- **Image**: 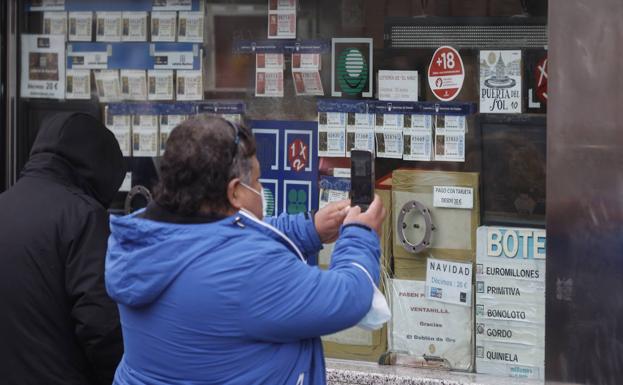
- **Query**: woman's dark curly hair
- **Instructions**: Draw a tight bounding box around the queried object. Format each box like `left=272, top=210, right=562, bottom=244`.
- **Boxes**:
left=154, top=115, right=256, bottom=216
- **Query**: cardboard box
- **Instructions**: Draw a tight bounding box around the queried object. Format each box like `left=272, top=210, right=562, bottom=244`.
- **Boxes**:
left=391, top=169, right=479, bottom=280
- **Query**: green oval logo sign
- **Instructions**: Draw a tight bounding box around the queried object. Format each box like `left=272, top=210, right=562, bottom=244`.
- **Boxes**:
left=337, top=48, right=368, bottom=95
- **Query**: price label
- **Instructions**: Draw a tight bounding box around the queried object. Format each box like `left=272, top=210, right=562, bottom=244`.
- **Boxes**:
left=433, top=186, right=473, bottom=209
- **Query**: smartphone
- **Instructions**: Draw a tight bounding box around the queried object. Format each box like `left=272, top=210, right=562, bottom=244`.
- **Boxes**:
left=350, top=150, right=375, bottom=211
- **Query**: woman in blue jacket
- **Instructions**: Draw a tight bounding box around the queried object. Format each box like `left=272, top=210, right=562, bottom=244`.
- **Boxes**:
left=105, top=116, right=387, bottom=385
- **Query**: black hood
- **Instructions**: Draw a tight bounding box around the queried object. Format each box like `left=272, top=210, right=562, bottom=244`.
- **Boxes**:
left=24, top=112, right=126, bottom=207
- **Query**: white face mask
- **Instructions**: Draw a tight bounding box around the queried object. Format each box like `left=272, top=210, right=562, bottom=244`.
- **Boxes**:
left=357, top=285, right=391, bottom=331
left=240, top=182, right=266, bottom=217
left=351, top=263, right=391, bottom=331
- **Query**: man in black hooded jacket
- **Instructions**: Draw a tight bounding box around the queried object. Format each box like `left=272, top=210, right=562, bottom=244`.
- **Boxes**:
left=0, top=113, right=126, bottom=385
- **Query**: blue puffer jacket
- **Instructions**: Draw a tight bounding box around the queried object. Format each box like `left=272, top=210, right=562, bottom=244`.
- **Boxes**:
left=105, top=208, right=380, bottom=385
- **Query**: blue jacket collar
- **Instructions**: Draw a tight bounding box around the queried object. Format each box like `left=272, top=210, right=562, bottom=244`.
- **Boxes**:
left=235, top=210, right=307, bottom=263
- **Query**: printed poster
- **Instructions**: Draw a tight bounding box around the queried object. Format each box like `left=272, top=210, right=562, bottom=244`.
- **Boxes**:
left=21, top=35, right=66, bottom=99
left=480, top=50, right=522, bottom=114
left=390, top=279, right=472, bottom=370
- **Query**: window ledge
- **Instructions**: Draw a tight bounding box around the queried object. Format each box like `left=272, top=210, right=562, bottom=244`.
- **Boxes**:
left=326, top=359, right=546, bottom=385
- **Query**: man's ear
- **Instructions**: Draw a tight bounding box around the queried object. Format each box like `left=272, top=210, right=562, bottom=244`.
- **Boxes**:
left=227, top=177, right=242, bottom=210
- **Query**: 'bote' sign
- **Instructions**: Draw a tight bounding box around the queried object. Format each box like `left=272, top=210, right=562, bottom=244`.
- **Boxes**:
left=475, top=226, right=546, bottom=380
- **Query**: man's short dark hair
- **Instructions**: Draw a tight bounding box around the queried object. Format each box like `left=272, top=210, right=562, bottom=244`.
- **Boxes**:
left=154, top=116, right=256, bottom=216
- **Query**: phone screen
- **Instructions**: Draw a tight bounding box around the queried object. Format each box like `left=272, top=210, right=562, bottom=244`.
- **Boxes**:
left=350, top=150, right=374, bottom=209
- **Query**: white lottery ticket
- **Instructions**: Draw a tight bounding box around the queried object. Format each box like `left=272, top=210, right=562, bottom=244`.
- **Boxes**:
left=121, top=12, right=148, bottom=42
left=94, top=70, right=121, bottom=102
left=120, top=70, right=147, bottom=101
left=255, top=70, right=284, bottom=97
left=68, top=12, right=93, bottom=41
left=151, top=11, right=177, bottom=42
left=147, top=70, right=174, bottom=100
left=96, top=12, right=122, bottom=42
left=65, top=69, right=91, bottom=100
